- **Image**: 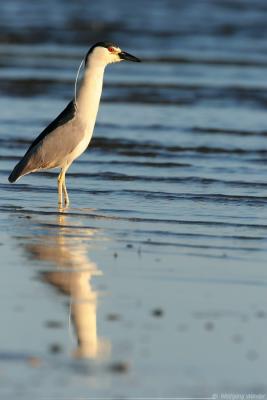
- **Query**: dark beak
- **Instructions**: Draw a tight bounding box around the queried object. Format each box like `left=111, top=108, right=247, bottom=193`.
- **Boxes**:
left=119, top=51, right=141, bottom=62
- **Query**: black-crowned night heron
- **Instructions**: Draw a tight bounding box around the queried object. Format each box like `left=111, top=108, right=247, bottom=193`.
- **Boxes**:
left=8, top=42, right=140, bottom=207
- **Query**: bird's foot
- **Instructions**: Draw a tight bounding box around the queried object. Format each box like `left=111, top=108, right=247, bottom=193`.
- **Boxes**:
left=63, top=193, right=70, bottom=207
left=58, top=199, right=69, bottom=211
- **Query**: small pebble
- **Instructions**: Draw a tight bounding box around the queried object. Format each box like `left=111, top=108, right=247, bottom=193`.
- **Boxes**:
left=204, top=321, right=214, bottom=331
left=113, top=252, right=118, bottom=258
left=109, top=361, right=129, bottom=373
left=49, top=343, right=63, bottom=354
left=151, top=308, right=164, bottom=317
left=256, top=310, right=266, bottom=319
left=107, top=313, right=120, bottom=321
left=126, top=244, right=133, bottom=249
left=45, top=320, right=63, bottom=329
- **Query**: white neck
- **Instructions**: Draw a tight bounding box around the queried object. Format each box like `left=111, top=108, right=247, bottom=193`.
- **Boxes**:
left=76, top=62, right=106, bottom=132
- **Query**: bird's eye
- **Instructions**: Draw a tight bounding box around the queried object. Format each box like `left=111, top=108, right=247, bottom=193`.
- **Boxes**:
left=108, top=47, right=115, bottom=53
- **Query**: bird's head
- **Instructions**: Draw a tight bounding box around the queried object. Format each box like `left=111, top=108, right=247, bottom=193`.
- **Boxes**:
left=85, top=41, right=141, bottom=67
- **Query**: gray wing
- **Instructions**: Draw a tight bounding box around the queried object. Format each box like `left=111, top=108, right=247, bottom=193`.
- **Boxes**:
left=9, top=100, right=84, bottom=182
left=25, top=100, right=76, bottom=156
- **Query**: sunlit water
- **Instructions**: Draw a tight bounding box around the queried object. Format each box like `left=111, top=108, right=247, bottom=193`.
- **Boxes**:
left=0, top=0, right=267, bottom=398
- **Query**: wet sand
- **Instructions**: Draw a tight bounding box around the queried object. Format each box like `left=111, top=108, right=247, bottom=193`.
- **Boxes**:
left=1, top=207, right=266, bottom=398
left=1, top=0, right=267, bottom=398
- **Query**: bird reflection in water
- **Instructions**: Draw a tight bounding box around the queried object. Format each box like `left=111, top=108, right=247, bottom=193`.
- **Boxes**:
left=26, top=212, right=110, bottom=359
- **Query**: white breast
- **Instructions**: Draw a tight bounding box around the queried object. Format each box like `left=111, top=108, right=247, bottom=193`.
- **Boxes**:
left=66, top=132, right=92, bottom=166
left=63, top=63, right=105, bottom=168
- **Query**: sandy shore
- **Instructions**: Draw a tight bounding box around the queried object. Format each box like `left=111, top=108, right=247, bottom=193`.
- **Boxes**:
left=0, top=203, right=266, bottom=398
left=1, top=0, right=267, bottom=396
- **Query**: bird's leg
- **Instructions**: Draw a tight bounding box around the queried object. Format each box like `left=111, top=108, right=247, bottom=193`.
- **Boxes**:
left=58, top=167, right=70, bottom=207
left=62, top=175, right=70, bottom=206
left=57, top=171, right=63, bottom=206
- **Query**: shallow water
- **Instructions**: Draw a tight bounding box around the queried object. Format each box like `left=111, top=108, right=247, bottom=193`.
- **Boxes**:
left=0, top=0, right=267, bottom=398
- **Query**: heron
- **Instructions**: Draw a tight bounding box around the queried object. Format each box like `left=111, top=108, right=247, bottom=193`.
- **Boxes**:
left=8, top=42, right=140, bottom=207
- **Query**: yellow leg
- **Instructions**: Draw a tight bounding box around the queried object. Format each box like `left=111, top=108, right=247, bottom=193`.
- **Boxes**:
left=62, top=176, right=70, bottom=206
left=58, top=168, right=70, bottom=208
left=57, top=172, right=63, bottom=206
